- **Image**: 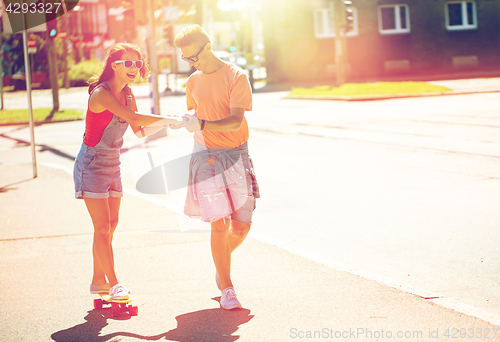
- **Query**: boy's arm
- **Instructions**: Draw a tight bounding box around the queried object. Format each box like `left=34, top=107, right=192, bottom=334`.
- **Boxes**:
left=182, top=107, right=245, bottom=133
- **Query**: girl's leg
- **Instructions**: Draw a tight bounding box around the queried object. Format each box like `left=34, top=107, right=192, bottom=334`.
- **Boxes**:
left=84, top=197, right=119, bottom=287
left=107, top=196, right=121, bottom=278
left=92, top=245, right=106, bottom=285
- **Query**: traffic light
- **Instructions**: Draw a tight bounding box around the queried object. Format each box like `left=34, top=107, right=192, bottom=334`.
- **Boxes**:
left=345, top=8, right=354, bottom=33
left=164, top=25, right=173, bottom=44
left=45, top=0, right=63, bottom=26
left=46, top=18, right=58, bottom=38
left=45, top=0, right=63, bottom=39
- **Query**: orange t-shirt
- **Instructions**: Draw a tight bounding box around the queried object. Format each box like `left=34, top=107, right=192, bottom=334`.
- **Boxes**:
left=186, top=62, right=252, bottom=149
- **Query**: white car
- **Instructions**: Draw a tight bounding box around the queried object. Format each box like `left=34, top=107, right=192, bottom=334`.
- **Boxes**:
left=214, top=51, right=247, bottom=67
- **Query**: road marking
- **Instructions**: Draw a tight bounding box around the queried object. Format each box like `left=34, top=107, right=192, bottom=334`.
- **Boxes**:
left=43, top=161, right=500, bottom=326
left=248, top=231, right=500, bottom=326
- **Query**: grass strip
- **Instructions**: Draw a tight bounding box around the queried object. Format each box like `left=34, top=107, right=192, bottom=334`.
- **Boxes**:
left=289, top=82, right=453, bottom=97
left=0, top=108, right=83, bottom=124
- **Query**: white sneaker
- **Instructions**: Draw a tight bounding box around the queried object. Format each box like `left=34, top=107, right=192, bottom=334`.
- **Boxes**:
left=90, top=283, right=110, bottom=294
left=221, top=287, right=242, bottom=310
left=109, top=284, right=129, bottom=300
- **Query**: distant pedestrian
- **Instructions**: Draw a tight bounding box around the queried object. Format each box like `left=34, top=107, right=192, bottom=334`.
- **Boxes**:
left=73, top=42, right=184, bottom=299
left=173, top=25, right=260, bottom=310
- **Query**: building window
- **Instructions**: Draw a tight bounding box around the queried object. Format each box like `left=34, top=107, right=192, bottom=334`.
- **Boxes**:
left=378, top=4, right=410, bottom=34
left=313, top=7, right=358, bottom=38
left=445, top=1, right=477, bottom=30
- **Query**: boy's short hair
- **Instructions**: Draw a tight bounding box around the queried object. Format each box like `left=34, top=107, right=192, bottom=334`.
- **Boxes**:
left=174, top=24, right=211, bottom=49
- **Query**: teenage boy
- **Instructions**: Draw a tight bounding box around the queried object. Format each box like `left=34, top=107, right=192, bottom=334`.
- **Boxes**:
left=174, top=25, right=259, bottom=310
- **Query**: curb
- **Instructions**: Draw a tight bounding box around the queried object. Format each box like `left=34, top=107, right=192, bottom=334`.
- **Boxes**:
left=0, top=117, right=83, bottom=127
left=284, top=89, right=500, bottom=101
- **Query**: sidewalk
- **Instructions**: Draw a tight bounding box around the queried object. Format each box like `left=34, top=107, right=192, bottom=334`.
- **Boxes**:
left=282, top=77, right=500, bottom=101
left=1, top=162, right=500, bottom=341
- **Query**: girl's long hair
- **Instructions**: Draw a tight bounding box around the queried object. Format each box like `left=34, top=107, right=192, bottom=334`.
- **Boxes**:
left=88, top=42, right=150, bottom=94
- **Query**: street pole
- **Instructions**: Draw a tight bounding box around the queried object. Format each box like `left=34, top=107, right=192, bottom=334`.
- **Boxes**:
left=173, top=40, right=177, bottom=94
left=163, top=4, right=179, bottom=94
left=332, top=0, right=346, bottom=86
left=0, top=16, right=4, bottom=110
left=47, top=33, right=59, bottom=116
left=146, top=0, right=160, bottom=115
left=145, top=0, right=166, bottom=140
left=21, top=1, right=37, bottom=178
left=0, top=18, right=3, bottom=110
left=62, top=14, right=70, bottom=88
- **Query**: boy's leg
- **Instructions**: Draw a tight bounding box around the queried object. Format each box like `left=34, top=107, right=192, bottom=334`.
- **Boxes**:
left=227, top=183, right=254, bottom=253
left=211, top=217, right=232, bottom=290
left=214, top=221, right=251, bottom=291
left=228, top=221, right=251, bottom=253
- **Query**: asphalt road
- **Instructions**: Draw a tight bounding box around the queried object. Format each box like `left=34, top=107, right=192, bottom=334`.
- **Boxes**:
left=247, top=91, right=500, bottom=318
left=2, top=81, right=500, bottom=324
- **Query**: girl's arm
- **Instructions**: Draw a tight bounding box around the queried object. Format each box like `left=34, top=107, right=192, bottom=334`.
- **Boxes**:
left=128, top=92, right=171, bottom=138
left=89, top=87, right=184, bottom=128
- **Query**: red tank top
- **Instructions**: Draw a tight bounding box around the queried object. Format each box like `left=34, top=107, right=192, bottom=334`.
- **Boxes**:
left=83, top=85, right=114, bottom=147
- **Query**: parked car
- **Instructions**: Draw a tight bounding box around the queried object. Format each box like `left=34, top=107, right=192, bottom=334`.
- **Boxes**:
left=214, top=51, right=247, bottom=67
left=3, top=71, right=49, bottom=90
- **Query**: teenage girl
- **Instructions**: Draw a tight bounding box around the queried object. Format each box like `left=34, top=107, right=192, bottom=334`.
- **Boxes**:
left=74, top=42, right=182, bottom=299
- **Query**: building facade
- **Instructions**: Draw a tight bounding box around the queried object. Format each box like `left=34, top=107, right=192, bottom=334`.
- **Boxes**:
left=262, top=0, right=500, bottom=83
left=67, top=0, right=137, bottom=62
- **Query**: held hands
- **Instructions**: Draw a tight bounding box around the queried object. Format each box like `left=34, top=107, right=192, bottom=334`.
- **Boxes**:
left=180, top=113, right=202, bottom=133
left=163, top=114, right=189, bottom=130
left=164, top=111, right=203, bottom=132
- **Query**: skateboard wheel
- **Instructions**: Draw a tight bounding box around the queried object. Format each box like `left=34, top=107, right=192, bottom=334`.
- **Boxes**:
left=93, top=299, right=103, bottom=309
left=112, top=306, right=121, bottom=317
left=129, top=306, right=138, bottom=316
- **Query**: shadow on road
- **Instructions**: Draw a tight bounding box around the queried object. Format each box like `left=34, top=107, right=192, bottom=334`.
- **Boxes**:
left=51, top=310, right=110, bottom=342
left=0, top=177, right=34, bottom=193
left=0, top=132, right=76, bottom=161
left=51, top=307, right=253, bottom=342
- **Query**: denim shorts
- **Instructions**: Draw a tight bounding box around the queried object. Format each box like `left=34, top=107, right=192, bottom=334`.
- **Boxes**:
left=73, top=144, right=123, bottom=199
left=193, top=158, right=256, bottom=223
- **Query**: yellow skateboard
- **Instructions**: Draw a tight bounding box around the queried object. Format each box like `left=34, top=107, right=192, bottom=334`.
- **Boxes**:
left=93, top=293, right=138, bottom=317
